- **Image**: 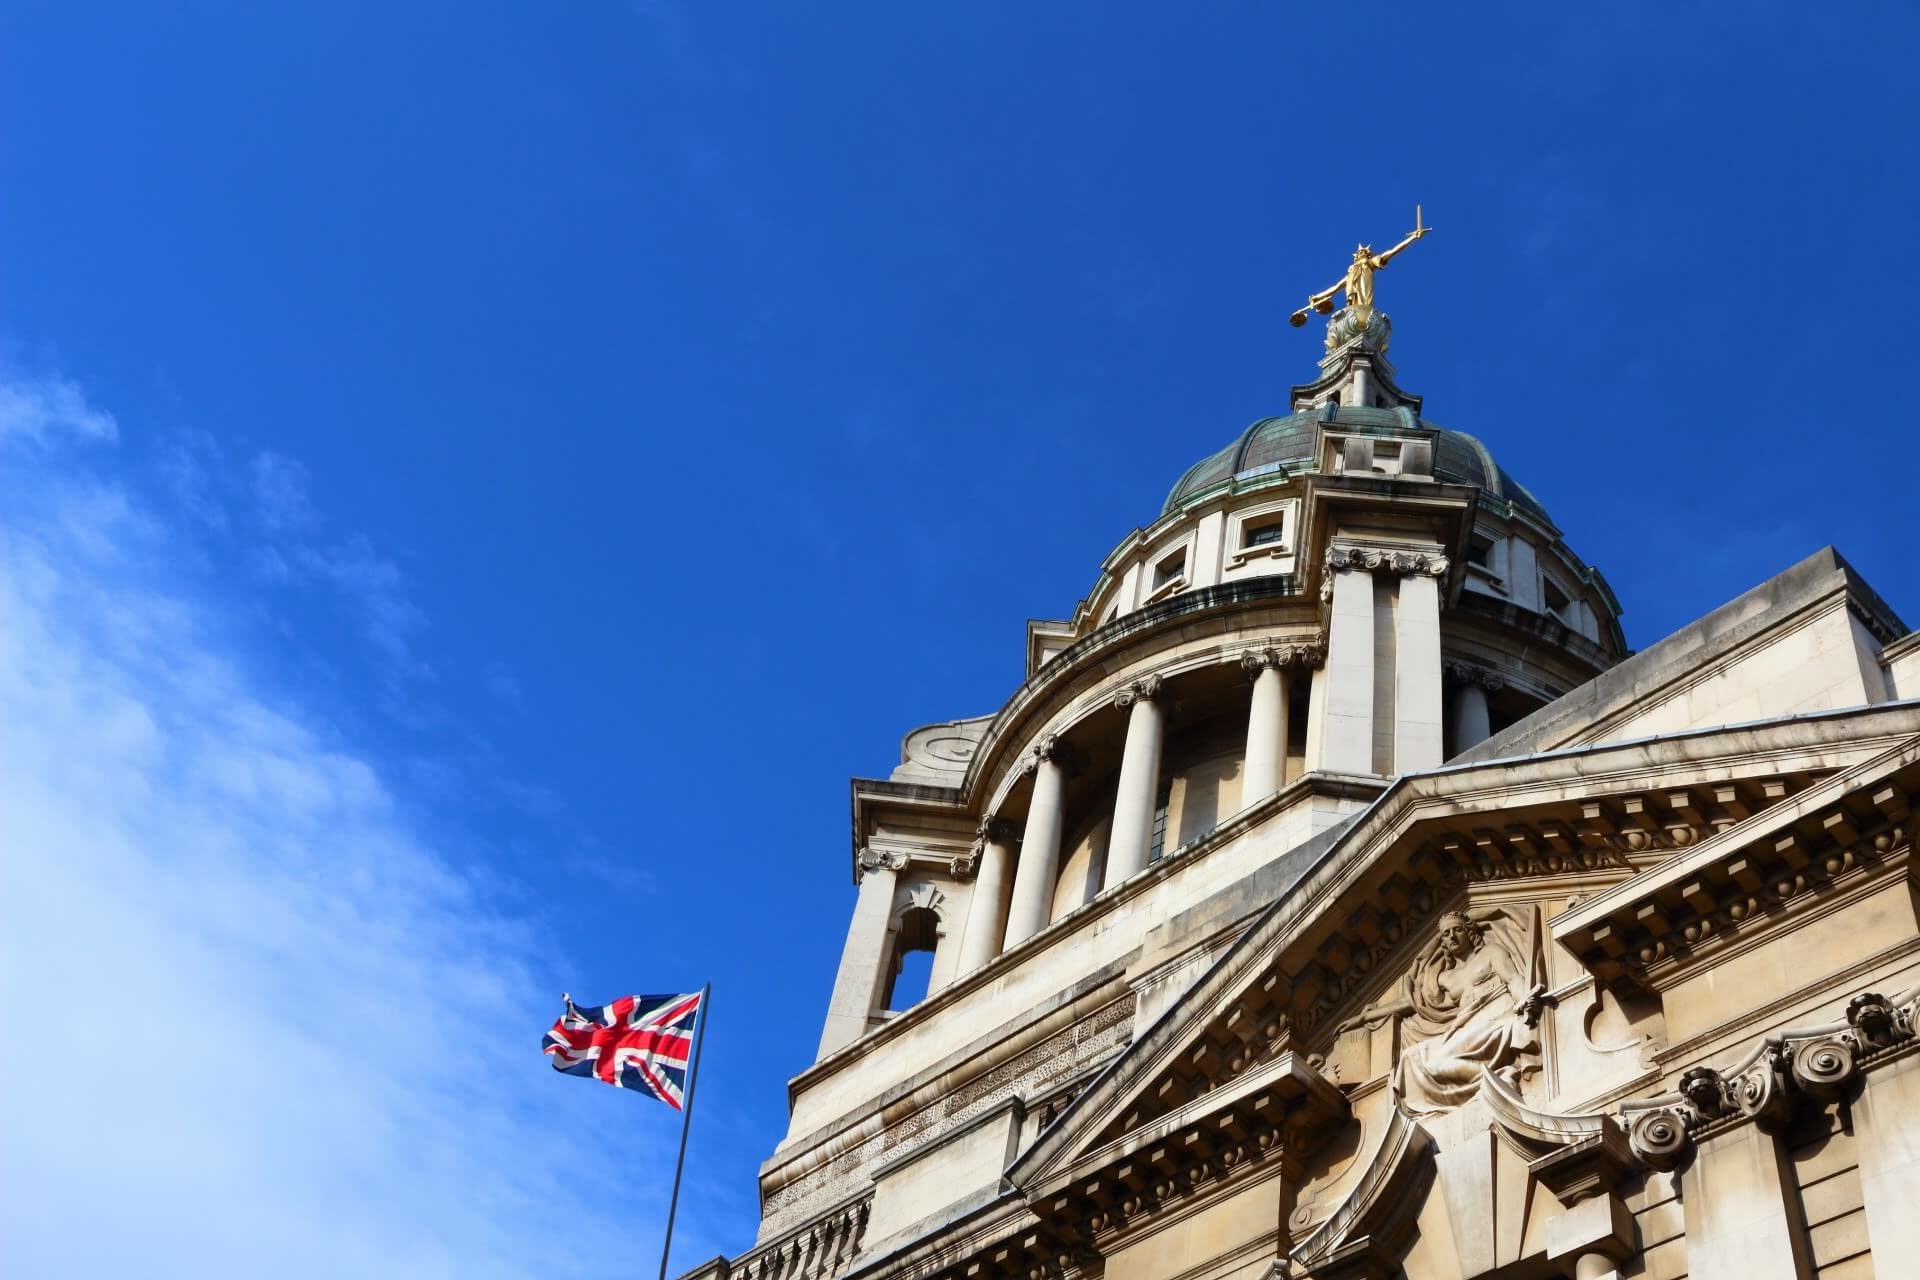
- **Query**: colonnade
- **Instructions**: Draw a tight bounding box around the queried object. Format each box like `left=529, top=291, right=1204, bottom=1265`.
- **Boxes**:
left=961, top=642, right=1321, bottom=970
left=958, top=544, right=1487, bottom=979
left=817, top=545, right=1519, bottom=1058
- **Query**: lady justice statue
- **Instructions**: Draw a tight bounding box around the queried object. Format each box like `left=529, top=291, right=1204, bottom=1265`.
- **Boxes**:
left=1334, top=906, right=1548, bottom=1116
left=1289, top=206, right=1431, bottom=329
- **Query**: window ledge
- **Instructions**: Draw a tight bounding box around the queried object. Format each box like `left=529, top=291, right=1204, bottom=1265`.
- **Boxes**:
left=1141, top=577, right=1188, bottom=606
left=1228, top=542, right=1290, bottom=566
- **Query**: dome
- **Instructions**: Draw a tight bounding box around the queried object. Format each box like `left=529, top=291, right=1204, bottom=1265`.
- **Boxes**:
left=1161, top=406, right=1555, bottom=526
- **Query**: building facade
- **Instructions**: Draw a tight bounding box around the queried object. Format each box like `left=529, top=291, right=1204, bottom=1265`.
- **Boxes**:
left=685, top=297, right=1920, bottom=1280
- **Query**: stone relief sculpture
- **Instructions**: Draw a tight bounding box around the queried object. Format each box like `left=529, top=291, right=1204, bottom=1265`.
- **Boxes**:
left=1335, top=906, right=1547, bottom=1115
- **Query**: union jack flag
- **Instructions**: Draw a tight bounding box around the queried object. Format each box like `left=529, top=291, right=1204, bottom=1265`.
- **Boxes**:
left=542, top=991, right=703, bottom=1109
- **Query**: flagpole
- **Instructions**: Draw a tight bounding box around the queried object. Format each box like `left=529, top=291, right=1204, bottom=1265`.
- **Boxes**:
left=658, top=982, right=712, bottom=1280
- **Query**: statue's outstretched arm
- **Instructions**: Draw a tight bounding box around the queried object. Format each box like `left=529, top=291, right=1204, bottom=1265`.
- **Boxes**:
left=1306, top=278, right=1345, bottom=308
left=1334, top=993, right=1415, bottom=1034
left=1372, top=228, right=1425, bottom=268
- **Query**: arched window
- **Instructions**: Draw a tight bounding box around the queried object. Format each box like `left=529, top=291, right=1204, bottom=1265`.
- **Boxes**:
left=883, top=905, right=941, bottom=1012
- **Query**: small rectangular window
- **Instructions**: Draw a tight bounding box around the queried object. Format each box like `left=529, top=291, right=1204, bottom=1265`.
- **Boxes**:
left=1468, top=534, right=1495, bottom=568
left=1245, top=519, right=1286, bottom=548
left=1543, top=577, right=1572, bottom=619
left=1153, top=551, right=1186, bottom=589
left=1148, top=787, right=1172, bottom=862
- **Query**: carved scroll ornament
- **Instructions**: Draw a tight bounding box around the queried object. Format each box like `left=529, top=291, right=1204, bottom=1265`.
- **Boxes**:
left=1111, top=673, right=1163, bottom=710
left=1324, top=545, right=1451, bottom=579
left=854, top=847, right=908, bottom=882
left=1621, top=984, right=1920, bottom=1169
left=1241, top=638, right=1327, bottom=675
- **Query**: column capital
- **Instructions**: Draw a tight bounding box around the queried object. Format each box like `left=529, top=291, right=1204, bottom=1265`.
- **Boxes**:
left=1112, top=673, right=1164, bottom=710
left=1325, top=542, right=1450, bottom=579
left=1023, top=731, right=1063, bottom=773
left=947, top=851, right=977, bottom=879
left=855, top=847, right=907, bottom=882
left=1445, top=660, right=1507, bottom=691
left=1020, top=732, right=1083, bottom=775
left=975, top=814, right=1018, bottom=847
left=1240, top=637, right=1326, bottom=676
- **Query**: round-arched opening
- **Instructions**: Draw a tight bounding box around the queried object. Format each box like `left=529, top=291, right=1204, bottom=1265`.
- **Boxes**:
left=883, top=905, right=942, bottom=1012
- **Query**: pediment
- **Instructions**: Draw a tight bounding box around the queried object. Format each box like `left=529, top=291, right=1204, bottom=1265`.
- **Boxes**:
left=1008, top=705, right=1910, bottom=1204
left=1554, top=730, right=1920, bottom=986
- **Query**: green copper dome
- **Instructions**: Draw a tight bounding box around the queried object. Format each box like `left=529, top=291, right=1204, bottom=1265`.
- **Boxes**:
left=1161, top=406, right=1554, bottom=526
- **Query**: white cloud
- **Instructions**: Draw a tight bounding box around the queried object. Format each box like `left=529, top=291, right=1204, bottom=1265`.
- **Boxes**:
left=291, top=532, right=432, bottom=681
left=0, top=371, right=685, bottom=1277
left=250, top=450, right=319, bottom=534
left=0, top=371, right=117, bottom=444
left=484, top=661, right=525, bottom=706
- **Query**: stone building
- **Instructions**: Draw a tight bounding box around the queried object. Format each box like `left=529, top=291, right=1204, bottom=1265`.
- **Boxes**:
left=683, top=297, right=1920, bottom=1280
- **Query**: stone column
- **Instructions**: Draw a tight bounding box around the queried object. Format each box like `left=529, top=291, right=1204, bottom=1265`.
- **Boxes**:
left=1851, top=1020, right=1920, bottom=1260
left=1678, top=1121, right=1813, bottom=1280
left=1104, top=676, right=1166, bottom=891
left=816, top=849, right=904, bottom=1058
left=1392, top=562, right=1446, bottom=772
left=1003, top=735, right=1068, bottom=948
left=1240, top=641, right=1321, bottom=809
left=1446, top=662, right=1505, bottom=757
left=1240, top=651, right=1288, bottom=808
left=1572, top=1255, right=1623, bottom=1280
left=1318, top=550, right=1378, bottom=775
left=955, top=817, right=1016, bottom=974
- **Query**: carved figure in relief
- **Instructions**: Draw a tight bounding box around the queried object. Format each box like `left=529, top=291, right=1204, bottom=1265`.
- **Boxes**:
left=1335, top=907, right=1547, bottom=1115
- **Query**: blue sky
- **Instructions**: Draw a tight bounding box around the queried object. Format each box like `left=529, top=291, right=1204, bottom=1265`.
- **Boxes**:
left=2, top=4, right=1916, bottom=1276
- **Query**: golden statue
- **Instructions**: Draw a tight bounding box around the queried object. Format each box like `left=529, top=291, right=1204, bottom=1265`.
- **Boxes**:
left=1290, top=206, right=1431, bottom=328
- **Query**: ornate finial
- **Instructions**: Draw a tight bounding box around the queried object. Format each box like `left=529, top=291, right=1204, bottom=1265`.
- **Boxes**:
left=1289, top=206, right=1431, bottom=353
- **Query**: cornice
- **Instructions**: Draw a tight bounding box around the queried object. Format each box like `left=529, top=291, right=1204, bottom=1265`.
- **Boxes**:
left=1016, top=1051, right=1345, bottom=1198
left=1444, top=659, right=1507, bottom=691
left=723, top=1194, right=872, bottom=1280
left=776, top=974, right=1132, bottom=1181
left=981, top=704, right=1920, bottom=1197
left=957, top=577, right=1310, bottom=810
left=1552, top=732, right=1919, bottom=982
left=1449, top=589, right=1619, bottom=672
left=796, top=771, right=1386, bottom=1107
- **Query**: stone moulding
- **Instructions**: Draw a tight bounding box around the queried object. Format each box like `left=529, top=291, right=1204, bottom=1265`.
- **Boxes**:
left=963, top=578, right=1308, bottom=807
left=1279, top=1108, right=1433, bottom=1280
left=1241, top=637, right=1327, bottom=675
left=1443, top=659, right=1506, bottom=692
left=1014, top=1050, right=1348, bottom=1204
left=718, top=1196, right=872, bottom=1280
left=1617, top=981, right=1920, bottom=1170
left=761, top=990, right=1134, bottom=1239
left=875, top=1054, right=1350, bottom=1280
left=1554, top=735, right=1919, bottom=983
left=1323, top=544, right=1450, bottom=579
